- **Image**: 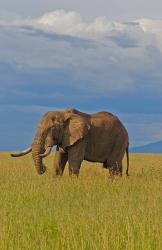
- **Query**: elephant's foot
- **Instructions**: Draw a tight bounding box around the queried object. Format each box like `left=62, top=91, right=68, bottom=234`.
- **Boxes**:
left=68, top=168, right=80, bottom=177
left=68, top=164, right=80, bottom=177
left=108, top=163, right=122, bottom=178
left=53, top=168, right=64, bottom=178
left=69, top=170, right=80, bottom=178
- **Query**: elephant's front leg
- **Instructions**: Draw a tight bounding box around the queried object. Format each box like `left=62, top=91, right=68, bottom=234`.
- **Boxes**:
left=53, top=148, right=68, bottom=177
left=68, top=140, right=85, bottom=177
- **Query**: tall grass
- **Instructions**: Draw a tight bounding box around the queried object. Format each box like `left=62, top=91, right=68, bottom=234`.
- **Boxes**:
left=0, top=152, right=161, bottom=250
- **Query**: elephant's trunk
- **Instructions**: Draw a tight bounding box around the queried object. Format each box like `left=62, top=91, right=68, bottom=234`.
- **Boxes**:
left=32, top=136, right=46, bottom=175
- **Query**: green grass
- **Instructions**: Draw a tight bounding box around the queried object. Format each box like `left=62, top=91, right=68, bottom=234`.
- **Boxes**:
left=0, top=152, right=161, bottom=250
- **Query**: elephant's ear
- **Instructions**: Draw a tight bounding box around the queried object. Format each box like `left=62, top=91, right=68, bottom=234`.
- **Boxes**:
left=62, top=115, right=90, bottom=148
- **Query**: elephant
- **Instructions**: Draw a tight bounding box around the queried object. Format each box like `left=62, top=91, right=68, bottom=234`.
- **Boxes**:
left=11, top=108, right=129, bottom=177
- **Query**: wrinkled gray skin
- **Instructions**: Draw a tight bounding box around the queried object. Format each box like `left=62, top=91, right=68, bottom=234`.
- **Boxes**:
left=11, top=109, right=129, bottom=177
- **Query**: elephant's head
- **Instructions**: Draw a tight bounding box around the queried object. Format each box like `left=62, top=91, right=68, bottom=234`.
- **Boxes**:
left=11, top=109, right=90, bottom=175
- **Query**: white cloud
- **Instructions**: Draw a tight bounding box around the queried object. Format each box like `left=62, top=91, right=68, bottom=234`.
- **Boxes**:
left=137, top=18, right=162, bottom=33
left=0, top=10, right=162, bottom=43
left=34, top=10, right=126, bottom=39
left=0, top=10, right=162, bottom=95
left=0, top=10, right=125, bottom=39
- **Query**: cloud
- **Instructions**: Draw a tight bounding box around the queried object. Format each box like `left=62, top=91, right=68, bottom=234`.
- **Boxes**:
left=137, top=18, right=162, bottom=33
left=0, top=10, right=162, bottom=149
left=1, top=10, right=162, bottom=42
left=1, top=10, right=162, bottom=97
left=0, top=10, right=124, bottom=39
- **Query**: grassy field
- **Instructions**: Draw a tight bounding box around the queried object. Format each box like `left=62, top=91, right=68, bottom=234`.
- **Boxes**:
left=0, top=152, right=161, bottom=250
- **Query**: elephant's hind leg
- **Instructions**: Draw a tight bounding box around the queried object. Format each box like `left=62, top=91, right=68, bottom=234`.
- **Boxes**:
left=53, top=148, right=68, bottom=177
left=109, top=161, right=122, bottom=177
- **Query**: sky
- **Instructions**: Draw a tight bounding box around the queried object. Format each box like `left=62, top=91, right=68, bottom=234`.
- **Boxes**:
left=0, top=1, right=162, bottom=150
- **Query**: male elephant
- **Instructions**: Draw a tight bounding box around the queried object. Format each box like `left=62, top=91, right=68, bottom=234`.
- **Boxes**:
left=11, top=109, right=129, bottom=177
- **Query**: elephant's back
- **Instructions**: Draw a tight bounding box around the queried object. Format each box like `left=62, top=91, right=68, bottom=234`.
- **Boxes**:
left=91, top=112, right=125, bottom=131
left=85, top=112, right=128, bottom=162
left=92, top=111, right=114, bottom=118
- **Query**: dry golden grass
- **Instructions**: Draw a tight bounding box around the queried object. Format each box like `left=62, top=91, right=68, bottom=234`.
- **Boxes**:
left=0, top=152, right=162, bottom=250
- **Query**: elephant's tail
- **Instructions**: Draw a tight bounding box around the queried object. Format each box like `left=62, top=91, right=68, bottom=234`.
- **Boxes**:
left=126, top=143, right=129, bottom=176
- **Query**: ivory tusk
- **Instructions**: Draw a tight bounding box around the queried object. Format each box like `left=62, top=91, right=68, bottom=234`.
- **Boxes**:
left=10, top=146, right=32, bottom=157
left=39, top=147, right=52, bottom=158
